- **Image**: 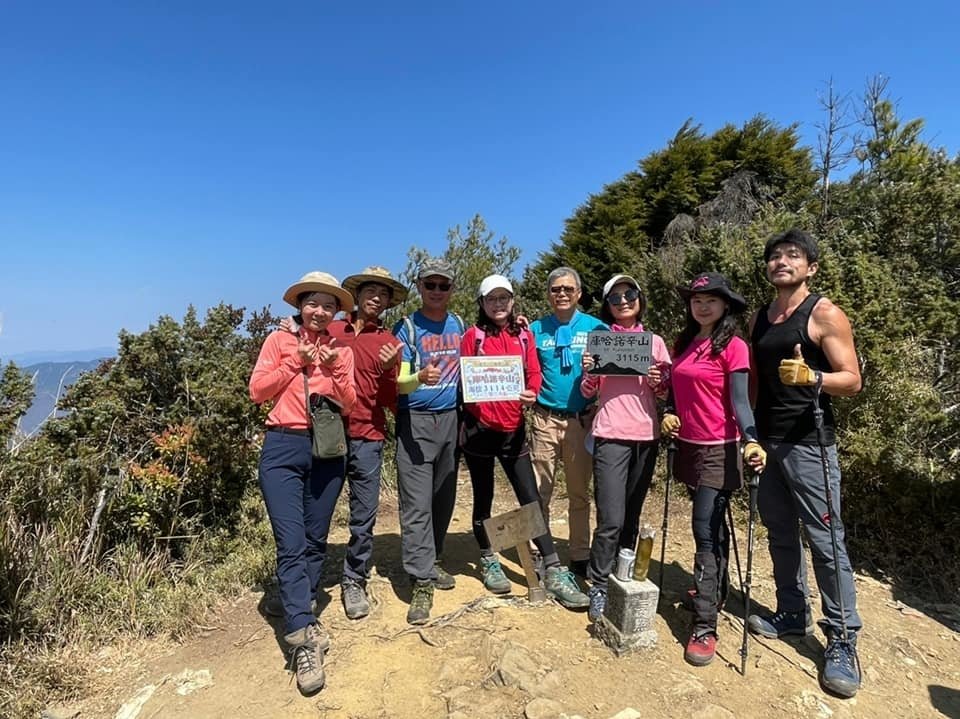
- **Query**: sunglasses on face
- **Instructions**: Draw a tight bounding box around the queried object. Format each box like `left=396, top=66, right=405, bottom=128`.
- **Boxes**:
left=549, top=285, right=577, bottom=295
left=606, top=288, right=640, bottom=305
left=422, top=281, right=451, bottom=292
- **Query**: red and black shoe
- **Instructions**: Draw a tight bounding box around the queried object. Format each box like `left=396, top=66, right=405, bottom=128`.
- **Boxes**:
left=684, top=631, right=717, bottom=666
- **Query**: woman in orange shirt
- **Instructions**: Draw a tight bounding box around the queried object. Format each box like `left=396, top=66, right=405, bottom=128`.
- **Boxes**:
left=249, top=272, right=356, bottom=695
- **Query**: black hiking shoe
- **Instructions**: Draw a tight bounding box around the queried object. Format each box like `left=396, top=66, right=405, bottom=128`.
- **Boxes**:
left=747, top=609, right=813, bottom=639
left=406, top=579, right=434, bottom=625
left=569, top=559, right=589, bottom=580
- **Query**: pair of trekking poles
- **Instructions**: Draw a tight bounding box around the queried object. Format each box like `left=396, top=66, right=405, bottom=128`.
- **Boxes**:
left=656, top=380, right=851, bottom=676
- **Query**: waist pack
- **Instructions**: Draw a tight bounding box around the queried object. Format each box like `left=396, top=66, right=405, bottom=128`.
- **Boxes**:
left=303, top=370, right=347, bottom=459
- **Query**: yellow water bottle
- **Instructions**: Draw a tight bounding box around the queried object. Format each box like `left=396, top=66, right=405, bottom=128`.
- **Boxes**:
left=634, top=524, right=655, bottom=581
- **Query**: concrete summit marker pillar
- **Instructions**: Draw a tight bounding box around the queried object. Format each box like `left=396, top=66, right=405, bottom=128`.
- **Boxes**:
left=595, top=576, right=659, bottom=655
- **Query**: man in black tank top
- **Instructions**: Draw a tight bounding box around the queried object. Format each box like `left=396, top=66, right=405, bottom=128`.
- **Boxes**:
left=746, top=229, right=864, bottom=698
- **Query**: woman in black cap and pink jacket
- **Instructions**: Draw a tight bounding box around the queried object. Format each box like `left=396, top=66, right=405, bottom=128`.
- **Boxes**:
left=661, top=272, right=766, bottom=666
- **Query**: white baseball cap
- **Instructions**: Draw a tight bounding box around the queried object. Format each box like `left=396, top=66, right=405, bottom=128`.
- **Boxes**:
left=602, top=274, right=641, bottom=298
left=477, top=274, right=514, bottom=298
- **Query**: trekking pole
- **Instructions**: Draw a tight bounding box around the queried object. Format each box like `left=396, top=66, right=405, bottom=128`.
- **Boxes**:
left=739, top=465, right=761, bottom=676
left=812, top=375, right=850, bottom=644
left=727, top=502, right=744, bottom=602
left=657, top=440, right=677, bottom=609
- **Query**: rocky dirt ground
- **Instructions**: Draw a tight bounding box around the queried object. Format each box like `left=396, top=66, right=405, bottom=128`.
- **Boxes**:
left=50, top=476, right=960, bottom=719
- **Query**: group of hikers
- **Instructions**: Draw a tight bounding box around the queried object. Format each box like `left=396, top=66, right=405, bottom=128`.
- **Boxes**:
left=248, top=228, right=863, bottom=700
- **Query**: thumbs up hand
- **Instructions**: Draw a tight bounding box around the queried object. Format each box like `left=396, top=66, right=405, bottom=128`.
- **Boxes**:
left=778, top=343, right=819, bottom=386
left=378, top=340, right=403, bottom=370
left=418, top=354, right=443, bottom=385
left=317, top=337, right=341, bottom=367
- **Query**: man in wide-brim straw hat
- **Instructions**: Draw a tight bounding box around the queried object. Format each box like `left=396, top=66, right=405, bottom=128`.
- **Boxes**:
left=276, top=265, right=408, bottom=622
left=342, top=265, right=408, bottom=308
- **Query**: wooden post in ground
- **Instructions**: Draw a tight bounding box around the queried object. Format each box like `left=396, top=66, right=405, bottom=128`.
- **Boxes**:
left=483, top=502, right=548, bottom=603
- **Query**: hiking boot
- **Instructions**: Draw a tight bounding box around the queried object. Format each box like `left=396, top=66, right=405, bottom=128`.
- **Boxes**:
left=543, top=566, right=589, bottom=609
left=569, top=559, right=589, bottom=580
left=747, top=609, right=813, bottom=639
left=684, top=631, right=717, bottom=667
left=263, top=593, right=325, bottom=623
left=433, top=562, right=456, bottom=590
left=406, top=579, right=434, bottom=625
left=820, top=632, right=861, bottom=698
left=587, top=585, right=607, bottom=622
left=341, top=581, right=370, bottom=620
left=480, top=555, right=512, bottom=594
left=284, top=624, right=326, bottom=694
left=263, top=592, right=284, bottom=618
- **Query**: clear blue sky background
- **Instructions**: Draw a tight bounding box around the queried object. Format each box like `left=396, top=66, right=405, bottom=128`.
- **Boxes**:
left=2, top=1, right=958, bottom=357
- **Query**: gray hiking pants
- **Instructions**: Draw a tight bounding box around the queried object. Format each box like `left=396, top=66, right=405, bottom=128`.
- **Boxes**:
left=758, top=441, right=862, bottom=634
left=396, top=409, right=459, bottom=582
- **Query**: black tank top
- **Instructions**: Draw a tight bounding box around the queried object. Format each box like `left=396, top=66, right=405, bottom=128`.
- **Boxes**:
left=751, top=294, right=835, bottom=445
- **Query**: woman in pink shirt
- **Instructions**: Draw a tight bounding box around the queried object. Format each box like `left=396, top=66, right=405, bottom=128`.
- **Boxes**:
left=249, top=271, right=356, bottom=695
left=580, top=274, right=671, bottom=622
left=461, top=275, right=588, bottom=610
left=660, top=272, right=766, bottom=667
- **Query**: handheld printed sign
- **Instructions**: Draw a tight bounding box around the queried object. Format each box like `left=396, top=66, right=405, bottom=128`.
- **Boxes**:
left=586, top=330, right=653, bottom=375
left=460, top=355, right=525, bottom=403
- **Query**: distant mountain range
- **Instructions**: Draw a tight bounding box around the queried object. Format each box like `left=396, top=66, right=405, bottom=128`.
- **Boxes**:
left=3, top=346, right=116, bottom=366
left=10, top=356, right=113, bottom=437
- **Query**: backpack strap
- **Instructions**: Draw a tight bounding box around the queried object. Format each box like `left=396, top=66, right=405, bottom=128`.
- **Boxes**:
left=474, top=327, right=486, bottom=355
left=451, top=312, right=465, bottom=335
left=474, top=326, right=531, bottom=369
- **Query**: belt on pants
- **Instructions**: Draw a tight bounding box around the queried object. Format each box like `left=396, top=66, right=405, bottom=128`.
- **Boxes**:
left=534, top=403, right=586, bottom=421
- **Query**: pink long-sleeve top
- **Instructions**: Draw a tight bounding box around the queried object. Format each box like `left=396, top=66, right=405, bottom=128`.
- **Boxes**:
left=580, top=323, right=670, bottom=441
left=249, top=329, right=356, bottom=429
left=461, top=325, right=541, bottom=432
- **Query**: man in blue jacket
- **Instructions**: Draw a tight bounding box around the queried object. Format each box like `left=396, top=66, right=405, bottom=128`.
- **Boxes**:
left=528, top=267, right=606, bottom=577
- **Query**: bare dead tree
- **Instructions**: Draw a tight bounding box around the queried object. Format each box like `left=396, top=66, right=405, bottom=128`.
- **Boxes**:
left=815, top=77, right=856, bottom=219
left=854, top=74, right=892, bottom=172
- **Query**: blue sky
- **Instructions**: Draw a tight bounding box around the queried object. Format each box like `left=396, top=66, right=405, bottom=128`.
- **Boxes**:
left=1, top=1, right=958, bottom=357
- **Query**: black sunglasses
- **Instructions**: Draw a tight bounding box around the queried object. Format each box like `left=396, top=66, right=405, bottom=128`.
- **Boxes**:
left=549, top=285, right=577, bottom=295
left=606, top=288, right=640, bottom=305
left=422, top=281, right=452, bottom=291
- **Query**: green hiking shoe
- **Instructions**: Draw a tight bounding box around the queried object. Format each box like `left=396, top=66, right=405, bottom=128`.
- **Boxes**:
left=480, top=555, right=512, bottom=594
left=434, top=561, right=456, bottom=590
left=543, top=566, right=589, bottom=609
left=406, top=579, right=434, bottom=625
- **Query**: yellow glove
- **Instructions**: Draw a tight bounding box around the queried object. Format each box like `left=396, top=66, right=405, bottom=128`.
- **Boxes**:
left=743, top=441, right=767, bottom=471
left=778, top=343, right=819, bottom=386
left=660, top=413, right=681, bottom=437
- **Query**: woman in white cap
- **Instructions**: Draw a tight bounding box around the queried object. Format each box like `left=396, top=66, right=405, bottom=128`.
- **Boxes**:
left=249, top=271, right=356, bottom=695
left=461, top=274, right=588, bottom=609
left=660, top=271, right=766, bottom=667
left=580, top=274, right=671, bottom=622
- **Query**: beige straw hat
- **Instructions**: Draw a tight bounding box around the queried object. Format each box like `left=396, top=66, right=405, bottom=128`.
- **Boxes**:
left=342, top=266, right=408, bottom=308
left=282, top=271, right=354, bottom=311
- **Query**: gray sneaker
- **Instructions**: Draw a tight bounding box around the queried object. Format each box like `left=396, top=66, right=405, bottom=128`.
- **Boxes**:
left=433, top=561, right=456, bottom=590
left=283, top=624, right=326, bottom=694
left=341, top=581, right=370, bottom=620
left=543, top=566, right=589, bottom=609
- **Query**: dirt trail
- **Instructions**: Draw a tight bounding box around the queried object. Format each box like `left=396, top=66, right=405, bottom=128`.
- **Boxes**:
left=67, top=480, right=960, bottom=719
